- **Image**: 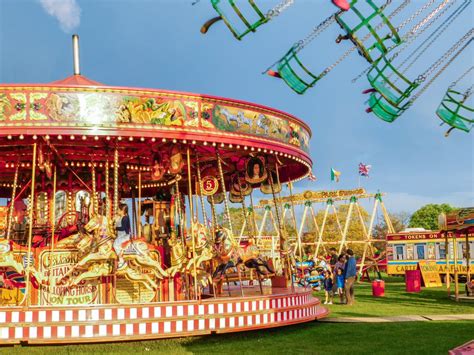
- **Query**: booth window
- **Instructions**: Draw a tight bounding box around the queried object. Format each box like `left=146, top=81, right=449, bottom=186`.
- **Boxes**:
left=395, top=244, right=405, bottom=260
left=415, top=243, right=426, bottom=260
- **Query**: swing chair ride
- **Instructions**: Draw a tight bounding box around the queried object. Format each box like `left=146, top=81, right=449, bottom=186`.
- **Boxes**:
left=436, top=66, right=473, bottom=135
left=200, top=0, right=473, bottom=135
left=0, top=36, right=328, bottom=344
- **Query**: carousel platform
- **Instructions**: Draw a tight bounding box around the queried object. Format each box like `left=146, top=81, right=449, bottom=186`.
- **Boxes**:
left=0, top=286, right=328, bottom=345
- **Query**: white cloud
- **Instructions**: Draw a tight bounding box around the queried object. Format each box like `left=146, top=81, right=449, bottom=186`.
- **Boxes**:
left=39, top=0, right=81, bottom=33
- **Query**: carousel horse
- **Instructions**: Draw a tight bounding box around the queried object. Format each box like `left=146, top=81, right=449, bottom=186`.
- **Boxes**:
left=185, top=223, right=214, bottom=271
left=212, top=228, right=242, bottom=281
left=0, top=239, right=24, bottom=275
left=212, top=228, right=274, bottom=281
left=0, top=238, right=46, bottom=286
left=60, top=215, right=168, bottom=291
left=167, top=228, right=213, bottom=289
left=241, top=237, right=274, bottom=277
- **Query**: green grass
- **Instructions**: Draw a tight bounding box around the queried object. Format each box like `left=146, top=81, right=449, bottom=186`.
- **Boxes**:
left=1, top=276, right=472, bottom=354
left=318, top=275, right=474, bottom=318
left=2, top=321, right=472, bottom=354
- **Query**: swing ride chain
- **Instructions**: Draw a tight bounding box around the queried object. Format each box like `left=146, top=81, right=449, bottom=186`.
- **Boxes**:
left=296, top=12, right=338, bottom=51
left=449, top=65, right=474, bottom=88
left=397, top=0, right=464, bottom=75
left=262, top=11, right=338, bottom=74
left=416, top=28, right=473, bottom=84
left=410, top=34, right=473, bottom=104
left=267, top=0, right=295, bottom=20
left=351, top=0, right=463, bottom=83
left=396, top=0, right=437, bottom=32
left=320, top=0, right=407, bottom=78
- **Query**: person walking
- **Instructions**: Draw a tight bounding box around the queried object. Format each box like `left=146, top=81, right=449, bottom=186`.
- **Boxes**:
left=343, top=249, right=356, bottom=305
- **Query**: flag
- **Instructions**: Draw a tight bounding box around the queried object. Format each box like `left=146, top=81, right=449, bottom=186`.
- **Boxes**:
left=308, top=171, right=317, bottom=181
left=358, top=162, right=372, bottom=177
left=330, top=168, right=341, bottom=182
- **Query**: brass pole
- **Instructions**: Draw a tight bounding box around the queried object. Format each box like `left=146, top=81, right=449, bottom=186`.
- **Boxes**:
left=48, top=166, right=57, bottom=296
left=216, top=149, right=233, bottom=235
left=268, top=167, right=292, bottom=287
left=195, top=153, right=209, bottom=231
left=105, top=160, right=110, bottom=219
left=91, top=163, right=97, bottom=216
left=25, top=143, right=37, bottom=306
left=113, top=147, right=119, bottom=217
left=209, top=194, right=217, bottom=232
left=138, top=169, right=142, bottom=238
left=186, top=148, right=199, bottom=299
left=6, top=164, right=19, bottom=240
left=237, top=173, right=251, bottom=240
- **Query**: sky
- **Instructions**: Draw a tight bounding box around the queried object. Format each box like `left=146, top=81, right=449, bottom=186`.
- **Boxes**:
left=0, top=0, right=472, bottom=215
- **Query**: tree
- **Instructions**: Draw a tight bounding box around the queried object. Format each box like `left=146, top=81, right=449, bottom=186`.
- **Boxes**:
left=373, top=212, right=410, bottom=251
left=305, top=204, right=370, bottom=257
left=408, top=204, right=457, bottom=230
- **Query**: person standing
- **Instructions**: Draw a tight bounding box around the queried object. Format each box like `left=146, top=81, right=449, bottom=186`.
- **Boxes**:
left=343, top=249, right=357, bottom=305
left=114, top=203, right=131, bottom=270
left=323, top=270, right=334, bottom=305
left=335, top=268, right=345, bottom=304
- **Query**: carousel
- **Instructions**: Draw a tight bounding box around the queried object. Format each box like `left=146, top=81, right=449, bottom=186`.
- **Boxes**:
left=0, top=36, right=327, bottom=344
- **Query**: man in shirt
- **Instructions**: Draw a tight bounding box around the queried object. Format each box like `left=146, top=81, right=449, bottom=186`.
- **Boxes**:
left=343, top=249, right=357, bottom=305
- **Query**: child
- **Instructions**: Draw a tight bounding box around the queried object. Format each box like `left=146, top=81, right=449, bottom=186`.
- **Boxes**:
left=323, top=270, right=334, bottom=305
left=336, top=268, right=345, bottom=304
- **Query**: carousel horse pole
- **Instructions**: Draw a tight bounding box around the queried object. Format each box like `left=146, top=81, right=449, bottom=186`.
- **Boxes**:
left=112, top=146, right=119, bottom=217
left=175, top=179, right=190, bottom=300
left=271, top=163, right=293, bottom=290
left=91, top=162, right=98, bottom=216
left=48, top=166, right=57, bottom=295
left=186, top=147, right=199, bottom=299
left=24, top=142, right=37, bottom=306
left=138, top=168, right=142, bottom=238
left=195, top=153, right=210, bottom=233
left=112, top=146, right=119, bottom=292
left=216, top=148, right=243, bottom=297
left=105, top=159, right=111, bottom=220
left=6, top=163, right=18, bottom=240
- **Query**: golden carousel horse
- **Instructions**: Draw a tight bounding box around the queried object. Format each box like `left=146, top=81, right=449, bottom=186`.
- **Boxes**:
left=212, top=228, right=274, bottom=280
left=0, top=238, right=46, bottom=286
left=59, top=215, right=168, bottom=291
left=167, top=227, right=213, bottom=291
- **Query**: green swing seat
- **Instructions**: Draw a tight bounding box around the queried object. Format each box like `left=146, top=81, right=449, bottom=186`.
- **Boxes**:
left=274, top=46, right=321, bottom=94
left=335, top=0, right=401, bottom=63
left=211, top=0, right=269, bottom=40
left=436, top=88, right=474, bottom=132
left=367, top=92, right=408, bottom=122
left=367, top=55, right=419, bottom=108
